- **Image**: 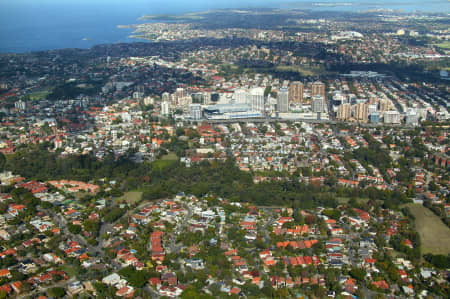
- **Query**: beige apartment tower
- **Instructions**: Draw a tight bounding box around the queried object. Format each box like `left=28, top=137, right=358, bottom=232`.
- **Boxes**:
left=289, top=81, right=304, bottom=103
left=311, top=81, right=326, bottom=100
left=337, top=103, right=351, bottom=120
left=354, top=103, right=368, bottom=122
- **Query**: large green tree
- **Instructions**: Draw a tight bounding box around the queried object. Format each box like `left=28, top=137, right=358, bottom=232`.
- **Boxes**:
left=0, top=152, right=5, bottom=172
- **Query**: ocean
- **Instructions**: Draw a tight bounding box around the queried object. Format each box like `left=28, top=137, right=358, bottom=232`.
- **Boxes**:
left=0, top=0, right=448, bottom=53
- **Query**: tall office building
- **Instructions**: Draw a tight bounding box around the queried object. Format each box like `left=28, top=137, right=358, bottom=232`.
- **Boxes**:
left=311, top=81, right=326, bottom=115
left=249, top=87, right=265, bottom=112
left=332, top=91, right=347, bottom=105
left=384, top=110, right=401, bottom=124
left=161, top=101, right=170, bottom=116
left=277, top=87, right=289, bottom=113
left=337, top=103, right=351, bottom=121
left=191, top=93, right=203, bottom=104
left=368, top=104, right=377, bottom=115
left=312, top=95, right=325, bottom=113
left=289, top=81, right=304, bottom=103
left=162, top=92, right=170, bottom=102
left=369, top=113, right=380, bottom=123
left=405, top=111, right=418, bottom=125
left=133, top=91, right=144, bottom=99
left=179, top=96, right=192, bottom=113
left=15, top=100, right=26, bottom=111
left=189, top=104, right=202, bottom=120
left=175, top=88, right=186, bottom=100
left=203, top=92, right=212, bottom=105
left=234, top=89, right=249, bottom=104
left=143, top=96, right=154, bottom=106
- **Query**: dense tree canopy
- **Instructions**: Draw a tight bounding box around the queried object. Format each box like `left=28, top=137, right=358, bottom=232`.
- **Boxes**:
left=4, top=145, right=410, bottom=209
left=0, top=152, right=5, bottom=172
left=424, top=254, right=450, bottom=269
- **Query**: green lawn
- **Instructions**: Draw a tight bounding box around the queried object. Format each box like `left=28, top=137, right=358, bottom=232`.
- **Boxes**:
left=223, top=64, right=331, bottom=77
left=161, top=152, right=178, bottom=161
left=434, top=41, right=450, bottom=50
left=151, top=153, right=178, bottom=172
left=275, top=65, right=329, bottom=76
left=115, top=191, right=143, bottom=204
left=28, top=90, right=51, bottom=100
left=336, top=197, right=370, bottom=204
left=406, top=203, right=450, bottom=255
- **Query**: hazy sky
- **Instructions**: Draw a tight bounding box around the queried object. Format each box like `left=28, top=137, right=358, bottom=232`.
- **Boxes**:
left=1, top=0, right=447, bottom=7
left=1, top=0, right=439, bottom=3
left=2, top=0, right=276, bottom=5
left=2, top=0, right=446, bottom=9
left=0, top=0, right=447, bottom=53
left=0, top=0, right=283, bottom=11
left=1, top=1, right=448, bottom=18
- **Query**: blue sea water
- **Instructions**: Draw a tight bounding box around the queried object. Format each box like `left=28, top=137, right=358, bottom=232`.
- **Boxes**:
left=0, top=0, right=448, bottom=53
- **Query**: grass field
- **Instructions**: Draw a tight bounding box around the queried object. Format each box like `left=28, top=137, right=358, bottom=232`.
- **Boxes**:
left=221, top=63, right=330, bottom=78
left=151, top=152, right=179, bottom=172
left=336, top=197, right=370, bottom=204
left=275, top=65, right=328, bottom=76
left=433, top=41, right=450, bottom=50
left=28, top=90, right=51, bottom=100
left=116, top=191, right=143, bottom=204
left=406, top=203, right=450, bottom=255
left=161, top=152, right=178, bottom=161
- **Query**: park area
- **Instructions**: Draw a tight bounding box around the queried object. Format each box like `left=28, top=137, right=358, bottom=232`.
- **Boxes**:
left=433, top=41, right=450, bottom=50
left=406, top=203, right=450, bottom=255
left=115, top=191, right=143, bottom=204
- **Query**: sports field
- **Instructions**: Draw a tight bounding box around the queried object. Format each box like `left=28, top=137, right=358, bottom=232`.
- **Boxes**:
left=406, top=203, right=450, bottom=255
left=116, top=191, right=143, bottom=204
